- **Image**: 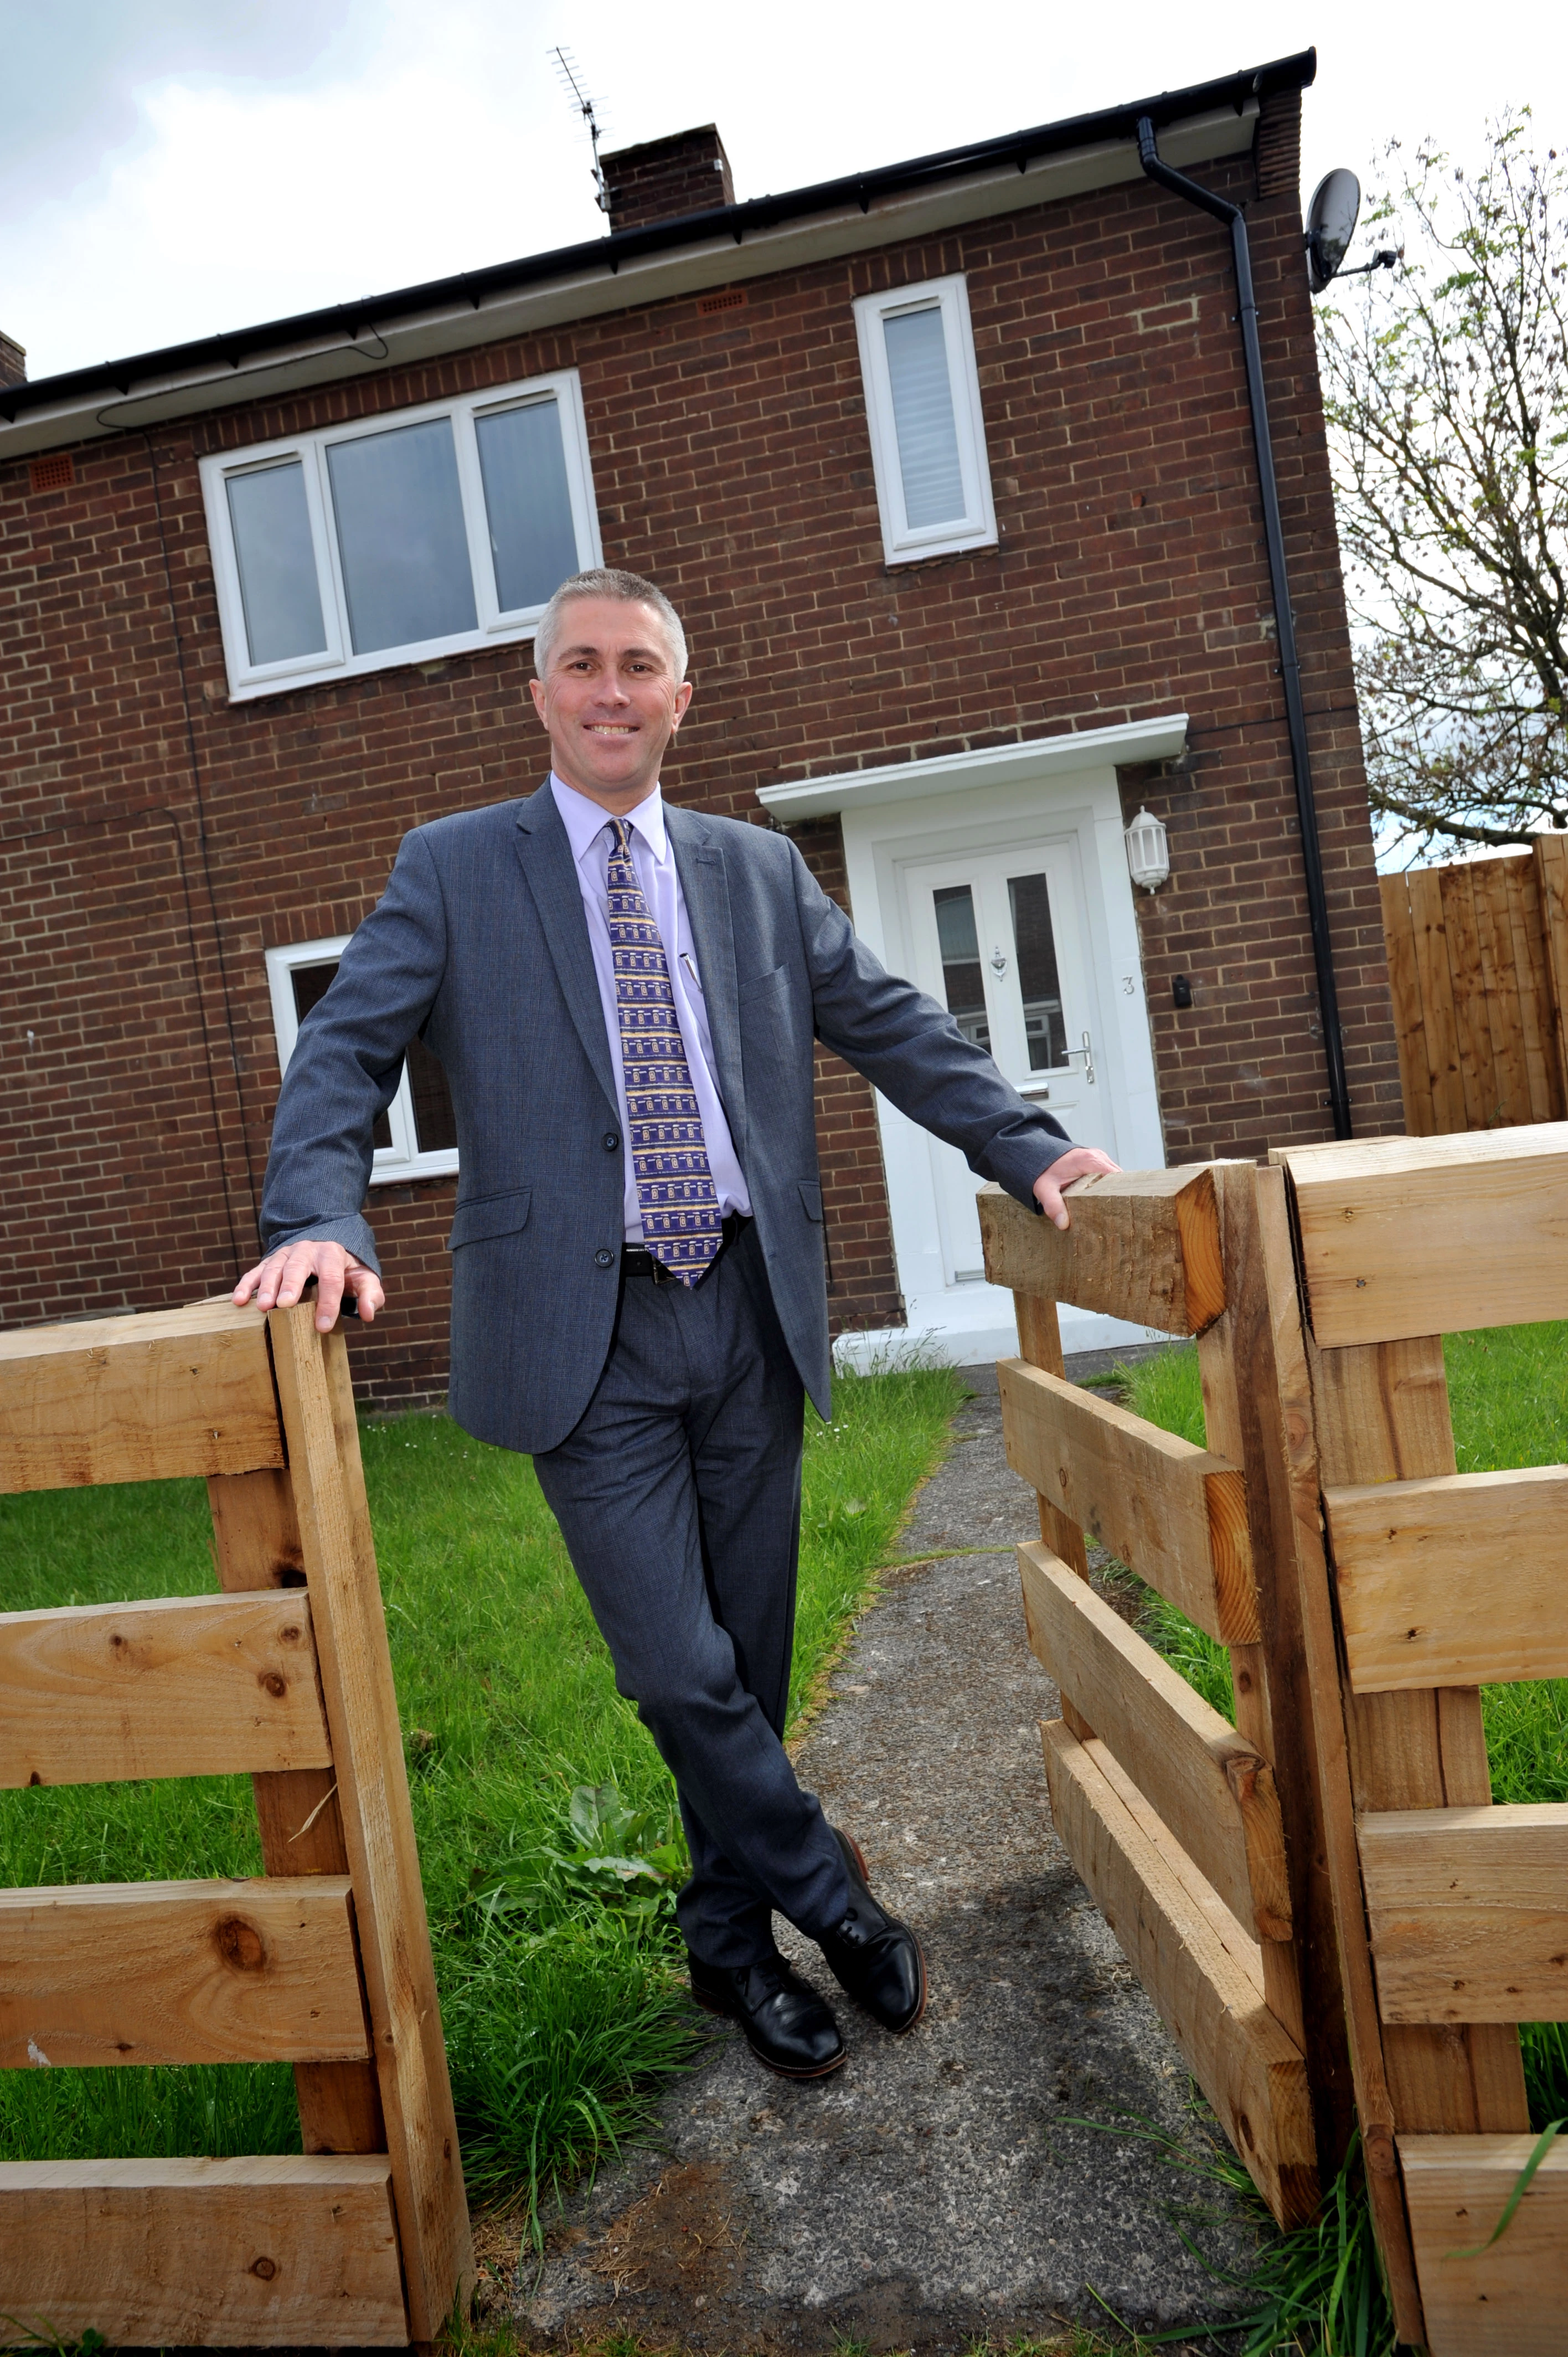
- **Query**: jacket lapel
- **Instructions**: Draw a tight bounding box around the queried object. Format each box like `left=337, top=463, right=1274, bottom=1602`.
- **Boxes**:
left=668, top=808, right=749, bottom=1165
left=513, top=781, right=620, bottom=1120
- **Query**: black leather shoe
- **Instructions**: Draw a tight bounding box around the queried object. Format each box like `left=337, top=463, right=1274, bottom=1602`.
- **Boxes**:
left=688, top=1952, right=846, bottom=2079
left=817, top=1828, right=927, bottom=2034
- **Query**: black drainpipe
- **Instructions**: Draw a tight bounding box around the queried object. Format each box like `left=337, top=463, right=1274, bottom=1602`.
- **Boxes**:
left=1137, top=117, right=1352, bottom=1140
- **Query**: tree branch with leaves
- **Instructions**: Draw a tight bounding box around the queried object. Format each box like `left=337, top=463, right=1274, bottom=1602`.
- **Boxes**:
left=1317, top=116, right=1568, bottom=857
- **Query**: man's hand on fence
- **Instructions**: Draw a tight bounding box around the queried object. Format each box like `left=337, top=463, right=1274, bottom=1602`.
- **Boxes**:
left=1033, top=1146, right=1121, bottom=1231
left=233, top=1240, right=385, bottom=1332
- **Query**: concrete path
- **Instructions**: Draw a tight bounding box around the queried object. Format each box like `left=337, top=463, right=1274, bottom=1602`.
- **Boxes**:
left=512, top=1367, right=1250, bottom=2350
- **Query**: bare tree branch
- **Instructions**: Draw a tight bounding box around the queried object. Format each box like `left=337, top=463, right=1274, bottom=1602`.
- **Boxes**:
left=1318, top=117, right=1568, bottom=862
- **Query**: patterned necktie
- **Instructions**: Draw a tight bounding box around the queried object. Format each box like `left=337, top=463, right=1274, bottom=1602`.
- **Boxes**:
left=607, top=817, right=724, bottom=1285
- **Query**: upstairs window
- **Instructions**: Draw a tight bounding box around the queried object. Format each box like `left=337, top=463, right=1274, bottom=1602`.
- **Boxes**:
left=202, top=373, right=601, bottom=699
left=265, top=936, right=458, bottom=1185
left=853, top=275, right=997, bottom=565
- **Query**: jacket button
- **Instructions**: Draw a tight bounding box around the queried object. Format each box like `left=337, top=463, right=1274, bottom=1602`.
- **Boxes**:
left=594, top=1247, right=615, bottom=1268
left=603, top=1131, right=620, bottom=1151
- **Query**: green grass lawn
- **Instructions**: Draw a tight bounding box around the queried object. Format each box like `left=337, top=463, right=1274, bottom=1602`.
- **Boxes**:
left=1120, top=1325, right=1568, bottom=2132
left=0, top=1362, right=961, bottom=2216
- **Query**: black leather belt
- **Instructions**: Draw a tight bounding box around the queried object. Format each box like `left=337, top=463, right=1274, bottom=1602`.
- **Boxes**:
left=622, top=1211, right=751, bottom=1284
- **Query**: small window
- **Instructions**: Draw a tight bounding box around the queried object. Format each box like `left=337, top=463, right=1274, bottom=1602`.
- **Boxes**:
left=264, top=937, right=458, bottom=1186
left=853, top=275, right=997, bottom=565
left=202, top=372, right=602, bottom=700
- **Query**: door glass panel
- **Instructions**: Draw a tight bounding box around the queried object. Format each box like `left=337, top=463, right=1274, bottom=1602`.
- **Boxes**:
left=1008, top=871, right=1067, bottom=1071
left=475, top=399, right=580, bottom=613
left=326, top=417, right=477, bottom=655
left=226, top=461, right=327, bottom=666
left=290, top=961, right=393, bottom=1149
left=883, top=305, right=965, bottom=527
left=933, top=884, right=989, bottom=1051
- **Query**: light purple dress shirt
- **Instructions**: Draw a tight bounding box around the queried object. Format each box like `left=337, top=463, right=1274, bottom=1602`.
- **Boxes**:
left=550, top=774, right=752, bottom=1243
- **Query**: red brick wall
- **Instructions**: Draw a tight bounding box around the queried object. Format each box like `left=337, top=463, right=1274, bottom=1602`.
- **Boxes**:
left=0, top=91, right=1399, bottom=1403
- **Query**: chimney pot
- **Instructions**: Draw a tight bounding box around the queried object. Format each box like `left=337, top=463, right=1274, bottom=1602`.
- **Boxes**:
left=0, top=330, right=26, bottom=391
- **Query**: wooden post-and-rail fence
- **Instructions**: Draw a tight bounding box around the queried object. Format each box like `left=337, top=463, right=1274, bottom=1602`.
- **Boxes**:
left=983, top=1126, right=1568, bottom=2355
left=980, top=1165, right=1354, bottom=2231
left=0, top=1300, right=474, bottom=2349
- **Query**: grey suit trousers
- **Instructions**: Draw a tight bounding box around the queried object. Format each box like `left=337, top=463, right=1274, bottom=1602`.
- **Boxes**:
left=532, top=1223, right=851, bottom=1968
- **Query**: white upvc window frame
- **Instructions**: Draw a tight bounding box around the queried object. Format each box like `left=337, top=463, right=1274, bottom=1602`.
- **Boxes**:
left=202, top=370, right=602, bottom=701
left=853, top=274, right=998, bottom=566
left=265, top=936, right=458, bottom=1186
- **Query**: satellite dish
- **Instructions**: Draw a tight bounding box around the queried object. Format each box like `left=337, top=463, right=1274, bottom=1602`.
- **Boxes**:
left=1306, top=168, right=1362, bottom=293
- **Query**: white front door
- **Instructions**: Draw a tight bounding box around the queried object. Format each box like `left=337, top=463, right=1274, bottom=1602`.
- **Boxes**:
left=804, top=735, right=1174, bottom=1363
left=902, top=841, right=1115, bottom=1288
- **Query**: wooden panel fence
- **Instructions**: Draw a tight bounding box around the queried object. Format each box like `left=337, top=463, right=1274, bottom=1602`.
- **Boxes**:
left=1380, top=836, right=1568, bottom=1135
left=1275, top=1122, right=1568, bottom=2354
left=0, top=1300, right=474, bottom=2349
left=979, top=1165, right=1355, bottom=2230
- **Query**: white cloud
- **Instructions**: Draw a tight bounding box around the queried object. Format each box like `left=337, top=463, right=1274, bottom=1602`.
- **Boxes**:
left=1, top=0, right=1561, bottom=378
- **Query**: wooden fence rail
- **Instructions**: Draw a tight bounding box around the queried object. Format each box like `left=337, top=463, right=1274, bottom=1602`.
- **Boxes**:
left=0, top=1300, right=473, bottom=2349
left=1380, top=837, right=1568, bottom=1135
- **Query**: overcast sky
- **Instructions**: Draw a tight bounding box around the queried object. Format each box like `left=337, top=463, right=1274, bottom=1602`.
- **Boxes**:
left=2, top=0, right=1563, bottom=381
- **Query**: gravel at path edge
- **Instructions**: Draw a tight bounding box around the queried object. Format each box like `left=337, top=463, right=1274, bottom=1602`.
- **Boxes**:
left=512, top=1371, right=1252, bottom=2350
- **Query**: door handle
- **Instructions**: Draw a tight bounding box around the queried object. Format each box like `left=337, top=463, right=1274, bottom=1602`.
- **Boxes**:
left=1064, top=1031, right=1096, bottom=1085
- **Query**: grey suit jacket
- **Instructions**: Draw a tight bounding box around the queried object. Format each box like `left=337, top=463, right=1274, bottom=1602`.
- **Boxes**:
left=261, top=780, right=1071, bottom=1453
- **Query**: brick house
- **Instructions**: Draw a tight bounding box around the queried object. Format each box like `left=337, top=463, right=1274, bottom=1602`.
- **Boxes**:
left=1, top=49, right=1401, bottom=1401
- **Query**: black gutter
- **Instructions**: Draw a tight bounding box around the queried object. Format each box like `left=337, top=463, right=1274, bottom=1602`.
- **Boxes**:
left=3, top=51, right=1315, bottom=426
left=1136, top=114, right=1352, bottom=1141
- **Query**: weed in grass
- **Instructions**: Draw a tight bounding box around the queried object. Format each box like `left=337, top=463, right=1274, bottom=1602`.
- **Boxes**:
left=472, top=1783, right=688, bottom=1934
left=0, top=1363, right=959, bottom=2230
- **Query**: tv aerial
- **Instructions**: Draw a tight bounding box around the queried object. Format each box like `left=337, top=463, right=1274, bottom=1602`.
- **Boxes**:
left=552, top=47, right=609, bottom=217
left=1305, top=169, right=1399, bottom=294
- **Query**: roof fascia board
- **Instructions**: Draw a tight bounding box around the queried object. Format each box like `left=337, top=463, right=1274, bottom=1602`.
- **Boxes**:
left=1, top=104, right=1256, bottom=463
left=757, top=713, right=1191, bottom=820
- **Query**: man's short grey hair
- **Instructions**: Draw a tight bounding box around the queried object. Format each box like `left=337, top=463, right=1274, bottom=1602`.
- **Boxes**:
left=533, top=568, right=688, bottom=681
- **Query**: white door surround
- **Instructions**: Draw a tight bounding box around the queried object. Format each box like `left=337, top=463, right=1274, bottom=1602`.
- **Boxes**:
left=757, top=716, right=1186, bottom=1368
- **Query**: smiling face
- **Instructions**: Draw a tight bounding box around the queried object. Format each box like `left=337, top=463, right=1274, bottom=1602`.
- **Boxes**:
left=528, top=595, right=693, bottom=814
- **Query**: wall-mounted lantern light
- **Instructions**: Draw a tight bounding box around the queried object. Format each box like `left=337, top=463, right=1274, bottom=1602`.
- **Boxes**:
left=1124, top=806, right=1170, bottom=892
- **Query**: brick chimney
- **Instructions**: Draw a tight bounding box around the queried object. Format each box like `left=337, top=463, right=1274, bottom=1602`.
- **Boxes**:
left=0, top=331, right=25, bottom=391
left=601, top=126, right=734, bottom=233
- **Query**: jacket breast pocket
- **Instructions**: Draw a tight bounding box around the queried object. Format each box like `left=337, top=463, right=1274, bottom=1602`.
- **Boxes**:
left=447, top=1188, right=532, bottom=1252
left=739, top=963, right=788, bottom=1004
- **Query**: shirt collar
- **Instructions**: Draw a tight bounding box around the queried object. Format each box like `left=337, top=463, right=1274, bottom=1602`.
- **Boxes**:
left=550, top=773, right=667, bottom=867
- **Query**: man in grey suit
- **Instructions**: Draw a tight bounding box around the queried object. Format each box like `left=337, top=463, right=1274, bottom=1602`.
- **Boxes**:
left=236, top=568, right=1115, bottom=2080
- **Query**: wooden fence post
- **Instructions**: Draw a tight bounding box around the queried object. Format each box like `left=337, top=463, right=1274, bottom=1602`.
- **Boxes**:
left=1201, top=1164, right=1356, bottom=2172
left=266, top=1306, right=473, bottom=2343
